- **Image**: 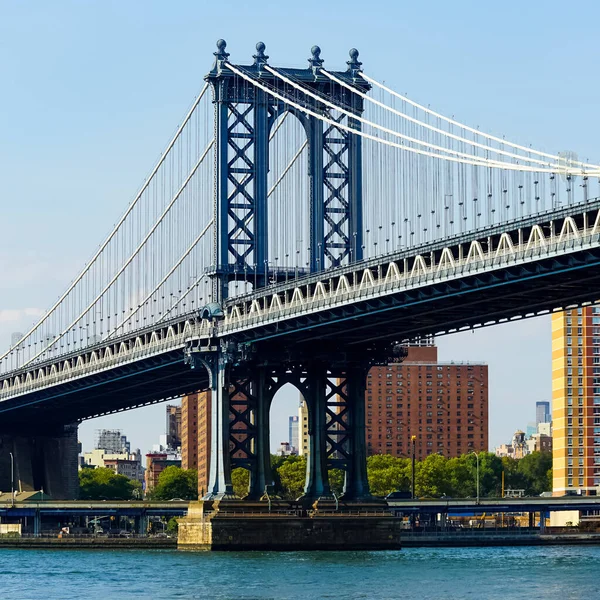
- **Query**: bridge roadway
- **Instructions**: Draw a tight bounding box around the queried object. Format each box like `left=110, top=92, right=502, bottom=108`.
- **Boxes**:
left=2, top=199, right=600, bottom=429
left=0, top=499, right=187, bottom=523
left=1, top=496, right=595, bottom=518
left=387, top=496, right=600, bottom=515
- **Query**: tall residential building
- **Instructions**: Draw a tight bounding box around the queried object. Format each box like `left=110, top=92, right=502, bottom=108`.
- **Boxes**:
left=536, top=401, right=551, bottom=425
left=299, top=396, right=309, bottom=456
left=197, top=391, right=212, bottom=497
left=181, top=394, right=199, bottom=470
left=366, top=345, right=488, bottom=459
left=166, top=404, right=182, bottom=449
left=289, top=416, right=299, bottom=453
left=181, top=387, right=249, bottom=498
left=180, top=391, right=212, bottom=497
left=95, top=429, right=130, bottom=454
left=552, top=306, right=600, bottom=495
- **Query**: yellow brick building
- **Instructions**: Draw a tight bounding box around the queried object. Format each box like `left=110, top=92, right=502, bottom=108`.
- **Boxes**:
left=552, top=306, right=600, bottom=495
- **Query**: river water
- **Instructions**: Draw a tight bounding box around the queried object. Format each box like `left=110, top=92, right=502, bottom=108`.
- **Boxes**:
left=0, top=546, right=597, bottom=599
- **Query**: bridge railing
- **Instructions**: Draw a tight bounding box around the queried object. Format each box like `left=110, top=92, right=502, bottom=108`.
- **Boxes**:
left=220, top=204, right=600, bottom=335
left=0, top=321, right=210, bottom=401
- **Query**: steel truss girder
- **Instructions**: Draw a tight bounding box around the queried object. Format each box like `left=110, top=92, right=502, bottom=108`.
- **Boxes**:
left=227, top=247, right=600, bottom=345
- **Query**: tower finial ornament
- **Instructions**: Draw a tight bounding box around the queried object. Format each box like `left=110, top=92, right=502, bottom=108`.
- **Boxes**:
left=347, top=48, right=362, bottom=74
left=308, top=45, right=324, bottom=69
left=215, top=39, right=230, bottom=62
left=253, top=41, right=269, bottom=67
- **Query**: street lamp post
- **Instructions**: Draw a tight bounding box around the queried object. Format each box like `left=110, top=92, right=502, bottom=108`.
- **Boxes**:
left=470, top=451, right=480, bottom=504
left=9, top=451, right=14, bottom=506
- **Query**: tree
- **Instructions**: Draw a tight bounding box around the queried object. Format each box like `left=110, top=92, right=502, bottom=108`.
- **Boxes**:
left=277, top=455, right=307, bottom=499
left=446, top=456, right=475, bottom=498
left=149, top=466, right=198, bottom=501
left=79, top=467, right=141, bottom=500
left=366, top=454, right=410, bottom=497
left=416, top=453, right=452, bottom=497
left=166, top=516, right=179, bottom=534
left=517, top=451, right=553, bottom=495
left=481, top=452, right=505, bottom=497
left=231, top=467, right=250, bottom=498
left=329, top=469, right=345, bottom=496
left=501, top=456, right=528, bottom=494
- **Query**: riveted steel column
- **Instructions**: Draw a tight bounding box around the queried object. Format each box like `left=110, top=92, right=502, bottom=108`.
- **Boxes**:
left=348, top=110, right=363, bottom=264
left=308, top=115, right=325, bottom=273
left=347, top=49, right=365, bottom=264
left=302, top=363, right=331, bottom=500
left=342, top=366, right=371, bottom=500
left=247, top=367, right=273, bottom=499
left=204, top=354, right=234, bottom=499
left=254, top=89, right=269, bottom=287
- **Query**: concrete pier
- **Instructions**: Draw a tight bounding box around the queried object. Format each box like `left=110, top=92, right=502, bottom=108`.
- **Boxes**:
left=178, top=500, right=403, bottom=551
left=0, top=425, right=79, bottom=499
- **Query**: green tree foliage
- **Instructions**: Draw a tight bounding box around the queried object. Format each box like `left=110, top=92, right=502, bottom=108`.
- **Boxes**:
left=277, top=455, right=307, bottom=499
left=416, top=453, right=452, bottom=497
left=515, top=452, right=553, bottom=495
left=446, top=456, right=475, bottom=497
left=261, top=450, right=553, bottom=500
left=166, top=516, right=179, bottom=534
left=149, top=466, right=198, bottom=501
left=367, top=454, right=410, bottom=497
left=329, top=469, right=345, bottom=496
left=79, top=467, right=141, bottom=500
left=231, top=467, right=250, bottom=498
left=501, top=456, right=527, bottom=492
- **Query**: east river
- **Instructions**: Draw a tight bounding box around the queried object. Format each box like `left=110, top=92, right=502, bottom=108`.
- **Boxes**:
left=0, top=546, right=597, bottom=599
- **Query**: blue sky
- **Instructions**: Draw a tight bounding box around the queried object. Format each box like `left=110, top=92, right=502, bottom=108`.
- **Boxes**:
left=1, top=0, right=599, bottom=454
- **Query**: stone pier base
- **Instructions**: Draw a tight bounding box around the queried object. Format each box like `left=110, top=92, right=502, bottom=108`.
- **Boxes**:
left=0, top=425, right=79, bottom=499
left=178, top=500, right=402, bottom=551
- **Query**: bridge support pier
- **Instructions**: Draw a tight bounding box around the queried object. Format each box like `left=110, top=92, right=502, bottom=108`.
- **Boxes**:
left=341, top=366, right=371, bottom=501
left=0, top=425, right=79, bottom=500
left=187, top=342, right=397, bottom=509
left=302, top=362, right=332, bottom=503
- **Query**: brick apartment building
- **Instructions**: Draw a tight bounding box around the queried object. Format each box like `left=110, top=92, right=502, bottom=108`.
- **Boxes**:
left=181, top=394, right=199, bottom=470
left=181, top=391, right=212, bottom=497
left=366, top=345, right=488, bottom=459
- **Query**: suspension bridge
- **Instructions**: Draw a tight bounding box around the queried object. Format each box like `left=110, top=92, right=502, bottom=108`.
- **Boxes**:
left=1, top=40, right=599, bottom=504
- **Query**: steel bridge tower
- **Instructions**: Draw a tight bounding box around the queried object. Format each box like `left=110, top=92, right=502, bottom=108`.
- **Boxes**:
left=188, top=41, right=396, bottom=507
left=206, top=39, right=369, bottom=302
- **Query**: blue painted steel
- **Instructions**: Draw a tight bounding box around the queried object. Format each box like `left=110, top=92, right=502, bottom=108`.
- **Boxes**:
left=205, top=40, right=370, bottom=300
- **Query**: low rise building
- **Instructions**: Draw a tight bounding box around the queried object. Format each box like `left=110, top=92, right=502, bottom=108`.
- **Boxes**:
left=144, top=452, right=181, bottom=494
left=275, top=441, right=295, bottom=457
left=103, top=458, right=143, bottom=483
left=526, top=433, right=553, bottom=454
left=81, top=448, right=143, bottom=483
left=495, top=444, right=514, bottom=458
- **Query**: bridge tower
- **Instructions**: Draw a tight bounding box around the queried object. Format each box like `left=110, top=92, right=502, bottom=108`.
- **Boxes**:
left=205, top=39, right=370, bottom=302
left=188, top=41, right=397, bottom=511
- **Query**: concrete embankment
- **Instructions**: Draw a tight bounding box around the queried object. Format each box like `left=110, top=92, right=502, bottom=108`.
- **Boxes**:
left=0, top=537, right=177, bottom=549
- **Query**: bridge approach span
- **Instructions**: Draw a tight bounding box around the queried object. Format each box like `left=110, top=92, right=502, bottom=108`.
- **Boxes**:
left=1, top=199, right=600, bottom=429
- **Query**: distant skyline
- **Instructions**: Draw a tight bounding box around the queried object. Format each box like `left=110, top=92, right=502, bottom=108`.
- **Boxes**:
left=1, top=0, right=594, bottom=455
